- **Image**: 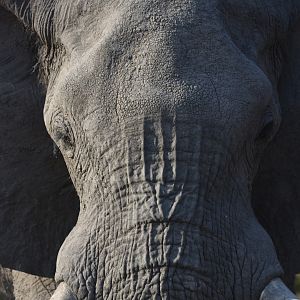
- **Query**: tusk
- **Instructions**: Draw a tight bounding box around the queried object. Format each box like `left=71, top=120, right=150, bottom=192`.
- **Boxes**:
left=260, top=278, right=299, bottom=300
left=50, top=282, right=77, bottom=300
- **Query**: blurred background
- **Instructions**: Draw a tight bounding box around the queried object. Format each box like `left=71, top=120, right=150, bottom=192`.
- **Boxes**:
left=295, top=274, right=300, bottom=296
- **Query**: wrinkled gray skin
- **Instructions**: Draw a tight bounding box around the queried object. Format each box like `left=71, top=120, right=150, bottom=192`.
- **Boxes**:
left=1, top=0, right=300, bottom=299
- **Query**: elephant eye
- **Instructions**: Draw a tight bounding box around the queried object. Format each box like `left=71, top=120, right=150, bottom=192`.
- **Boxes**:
left=52, top=113, right=75, bottom=159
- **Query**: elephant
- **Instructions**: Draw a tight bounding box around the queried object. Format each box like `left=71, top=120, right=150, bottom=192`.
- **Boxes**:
left=0, top=0, right=300, bottom=299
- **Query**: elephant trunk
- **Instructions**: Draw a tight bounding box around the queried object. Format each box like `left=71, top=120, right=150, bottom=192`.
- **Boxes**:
left=55, top=116, right=284, bottom=298
left=260, top=278, right=299, bottom=300
left=51, top=278, right=299, bottom=300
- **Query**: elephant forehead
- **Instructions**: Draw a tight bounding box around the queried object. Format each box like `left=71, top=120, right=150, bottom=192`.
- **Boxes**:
left=44, top=0, right=283, bottom=131
left=53, top=0, right=290, bottom=34
left=47, top=38, right=271, bottom=136
left=52, top=0, right=292, bottom=46
left=47, top=57, right=270, bottom=137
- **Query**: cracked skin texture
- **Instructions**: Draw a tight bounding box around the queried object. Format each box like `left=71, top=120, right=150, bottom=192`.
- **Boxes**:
left=0, top=0, right=300, bottom=299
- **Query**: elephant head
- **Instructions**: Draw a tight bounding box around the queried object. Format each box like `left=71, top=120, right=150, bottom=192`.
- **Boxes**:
left=0, top=0, right=300, bottom=299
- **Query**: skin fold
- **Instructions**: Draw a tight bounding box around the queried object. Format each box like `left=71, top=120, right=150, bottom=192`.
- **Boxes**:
left=0, top=0, right=300, bottom=299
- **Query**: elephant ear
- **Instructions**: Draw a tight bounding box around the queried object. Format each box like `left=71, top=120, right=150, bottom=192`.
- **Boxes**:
left=252, top=17, right=300, bottom=286
left=0, top=7, right=79, bottom=277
